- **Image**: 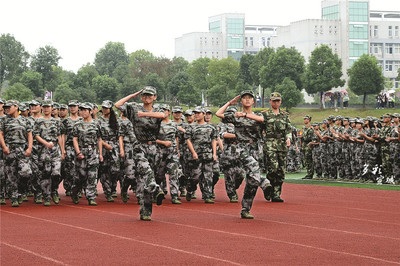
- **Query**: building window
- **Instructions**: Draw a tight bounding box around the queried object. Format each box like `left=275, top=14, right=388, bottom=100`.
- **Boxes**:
left=385, top=61, right=393, bottom=72
left=389, top=26, right=393, bottom=37
left=245, top=37, right=248, bottom=47
left=394, top=44, right=400, bottom=54
left=395, top=26, right=399, bottom=38
left=262, top=37, right=266, bottom=47
left=349, top=24, right=368, bottom=39
left=250, top=37, right=253, bottom=47
left=349, top=1, right=369, bottom=22
left=386, top=44, right=393, bottom=54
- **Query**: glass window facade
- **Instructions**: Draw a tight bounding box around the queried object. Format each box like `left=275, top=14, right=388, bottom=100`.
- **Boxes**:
left=349, top=24, right=368, bottom=39
left=209, top=21, right=221, bottom=33
left=228, top=36, right=244, bottom=49
left=349, top=1, right=369, bottom=22
left=322, top=5, right=339, bottom=20
left=227, top=18, right=244, bottom=35
left=349, top=41, right=368, bottom=57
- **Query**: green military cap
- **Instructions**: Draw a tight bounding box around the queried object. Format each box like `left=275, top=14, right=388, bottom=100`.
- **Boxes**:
left=41, top=99, right=53, bottom=107
left=322, top=119, right=328, bottom=124
left=193, top=106, right=205, bottom=113
left=391, top=113, right=399, bottom=118
left=336, top=116, right=343, bottom=120
left=0, top=99, right=4, bottom=104
left=159, top=104, right=170, bottom=111
left=53, top=102, right=60, bottom=109
left=79, top=102, right=93, bottom=110
left=240, top=90, right=255, bottom=98
left=184, top=109, right=194, bottom=116
left=19, top=103, right=28, bottom=111
left=142, top=86, right=157, bottom=95
left=205, top=109, right=212, bottom=114
left=355, top=118, right=364, bottom=124
left=4, top=99, right=20, bottom=107
left=303, top=115, right=312, bottom=120
left=381, top=113, right=391, bottom=118
left=101, top=100, right=113, bottom=109
left=172, top=106, right=183, bottom=113
left=68, top=100, right=79, bottom=106
left=29, top=100, right=41, bottom=106
left=349, top=118, right=355, bottom=123
left=59, top=104, right=68, bottom=109
left=226, top=106, right=238, bottom=113
left=311, top=123, right=319, bottom=126
left=270, top=92, right=282, bottom=101
left=327, top=115, right=336, bottom=120
left=343, top=117, right=350, bottom=121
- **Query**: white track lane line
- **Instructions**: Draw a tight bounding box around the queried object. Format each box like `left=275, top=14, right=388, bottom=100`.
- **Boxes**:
left=1, top=242, right=69, bottom=265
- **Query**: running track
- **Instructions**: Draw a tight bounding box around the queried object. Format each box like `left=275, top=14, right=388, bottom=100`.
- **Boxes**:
left=1, top=182, right=399, bottom=265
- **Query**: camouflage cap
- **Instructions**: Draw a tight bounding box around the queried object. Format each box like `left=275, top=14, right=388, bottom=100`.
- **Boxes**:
left=226, top=106, right=238, bottom=113
left=41, top=100, right=53, bottom=107
left=101, top=100, right=113, bottom=109
left=391, top=113, right=399, bottom=118
left=322, top=120, right=328, bottom=124
left=336, top=116, right=343, bottom=120
left=303, top=115, right=312, bottom=120
left=142, top=86, right=157, bottom=95
left=193, top=106, right=205, bottom=113
left=355, top=118, right=364, bottom=124
left=205, top=109, right=212, bottom=114
left=0, top=99, right=4, bottom=104
left=343, top=117, right=350, bottom=121
left=159, top=104, right=171, bottom=111
left=311, top=123, right=320, bottom=126
left=79, top=102, right=93, bottom=110
left=381, top=113, right=391, bottom=118
left=184, top=109, right=194, bottom=116
left=4, top=99, right=20, bottom=107
left=59, top=104, right=68, bottom=109
left=270, top=92, right=282, bottom=101
left=29, top=100, right=41, bottom=106
left=349, top=118, right=355, bottom=123
left=19, top=103, right=28, bottom=111
left=327, top=115, right=336, bottom=120
left=172, top=106, right=183, bottom=113
left=68, top=100, right=79, bottom=106
left=240, top=90, right=255, bottom=98
left=53, top=102, right=60, bottom=109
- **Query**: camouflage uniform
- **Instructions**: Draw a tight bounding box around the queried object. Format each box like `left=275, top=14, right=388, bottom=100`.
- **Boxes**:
left=341, top=122, right=354, bottom=180
left=286, top=126, right=300, bottom=173
left=33, top=116, right=62, bottom=203
left=72, top=117, right=101, bottom=203
left=221, top=111, right=271, bottom=213
left=184, top=118, right=218, bottom=202
left=310, top=125, right=322, bottom=179
left=27, top=115, right=42, bottom=201
left=219, top=121, right=245, bottom=202
left=301, top=125, right=314, bottom=179
left=155, top=117, right=180, bottom=202
left=97, top=115, right=120, bottom=200
left=350, top=122, right=366, bottom=181
left=61, top=109, right=82, bottom=196
left=362, top=121, right=379, bottom=182
left=261, top=108, right=292, bottom=201
left=118, top=101, right=163, bottom=218
left=378, top=115, right=393, bottom=184
left=0, top=109, right=33, bottom=205
left=0, top=113, right=5, bottom=203
left=118, top=117, right=138, bottom=201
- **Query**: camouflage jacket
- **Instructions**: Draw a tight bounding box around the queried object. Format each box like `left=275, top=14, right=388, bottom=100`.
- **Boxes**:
left=0, top=115, right=32, bottom=145
left=185, top=122, right=217, bottom=160
left=262, top=109, right=292, bottom=152
left=72, top=120, right=101, bottom=147
left=118, top=118, right=137, bottom=145
left=222, top=112, right=262, bottom=143
left=33, top=117, right=62, bottom=143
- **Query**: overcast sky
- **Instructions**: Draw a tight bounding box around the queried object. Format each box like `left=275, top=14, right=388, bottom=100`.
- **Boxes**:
left=1, top=0, right=398, bottom=72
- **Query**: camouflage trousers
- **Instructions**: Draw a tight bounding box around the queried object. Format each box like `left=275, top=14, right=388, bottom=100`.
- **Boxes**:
left=220, top=144, right=245, bottom=199
left=286, top=145, right=300, bottom=172
left=302, top=145, right=314, bottom=178
left=380, top=145, right=392, bottom=183
left=341, top=142, right=353, bottom=180
left=61, top=144, right=76, bottom=194
left=120, top=143, right=136, bottom=195
left=38, top=145, right=62, bottom=200
left=264, top=147, right=287, bottom=200
left=4, top=145, right=32, bottom=202
left=99, top=142, right=120, bottom=197
left=390, top=142, right=400, bottom=183
left=0, top=155, right=5, bottom=200
left=155, top=146, right=180, bottom=198
left=234, top=143, right=270, bottom=213
left=362, top=142, right=379, bottom=182
left=136, top=143, right=162, bottom=217
left=353, top=143, right=365, bottom=179
left=186, top=157, right=214, bottom=201
left=72, top=146, right=99, bottom=201
left=29, top=144, right=42, bottom=197
left=334, top=141, right=344, bottom=179
left=312, top=145, right=322, bottom=178
left=326, top=142, right=337, bottom=179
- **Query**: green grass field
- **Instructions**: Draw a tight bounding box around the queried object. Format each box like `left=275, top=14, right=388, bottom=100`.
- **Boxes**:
left=284, top=169, right=400, bottom=191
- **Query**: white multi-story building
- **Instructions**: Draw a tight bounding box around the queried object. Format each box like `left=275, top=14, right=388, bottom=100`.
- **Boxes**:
left=175, top=0, right=400, bottom=88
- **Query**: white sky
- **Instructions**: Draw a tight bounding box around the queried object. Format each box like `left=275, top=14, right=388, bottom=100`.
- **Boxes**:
left=1, top=0, right=398, bottom=72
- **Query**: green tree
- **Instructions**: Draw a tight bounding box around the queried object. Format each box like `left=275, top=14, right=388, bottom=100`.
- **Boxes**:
left=275, top=78, right=303, bottom=111
left=30, top=45, right=61, bottom=91
left=260, top=46, right=305, bottom=90
left=74, top=63, right=99, bottom=89
left=3, top=82, right=34, bottom=101
left=94, top=42, right=129, bottom=78
left=119, top=77, right=141, bottom=99
left=303, top=45, right=345, bottom=108
left=167, top=72, right=197, bottom=106
left=0, top=34, right=29, bottom=87
left=54, top=83, right=81, bottom=104
left=239, top=54, right=255, bottom=86
left=92, top=75, right=120, bottom=102
left=128, top=49, right=157, bottom=80
left=348, top=54, right=385, bottom=108
left=19, top=70, right=43, bottom=97
left=207, top=58, right=239, bottom=106
left=187, top=58, right=211, bottom=104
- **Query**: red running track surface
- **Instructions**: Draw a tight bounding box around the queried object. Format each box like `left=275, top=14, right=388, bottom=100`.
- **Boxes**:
left=1, top=181, right=399, bottom=265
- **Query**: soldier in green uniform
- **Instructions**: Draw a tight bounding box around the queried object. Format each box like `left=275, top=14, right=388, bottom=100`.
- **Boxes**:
left=301, top=115, right=314, bottom=179
left=0, top=100, right=33, bottom=207
left=0, top=99, right=6, bottom=205
left=378, top=114, right=393, bottom=184
left=258, top=92, right=292, bottom=202
left=115, top=86, right=165, bottom=221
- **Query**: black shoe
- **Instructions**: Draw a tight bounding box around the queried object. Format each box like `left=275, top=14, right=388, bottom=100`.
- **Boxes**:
left=186, top=192, right=192, bottom=202
left=263, top=185, right=272, bottom=201
left=272, top=197, right=284, bottom=202
left=240, top=211, right=254, bottom=219
left=155, top=191, right=164, bottom=206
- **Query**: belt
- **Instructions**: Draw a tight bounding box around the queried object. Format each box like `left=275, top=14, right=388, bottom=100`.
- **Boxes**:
left=265, top=133, right=283, bottom=139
